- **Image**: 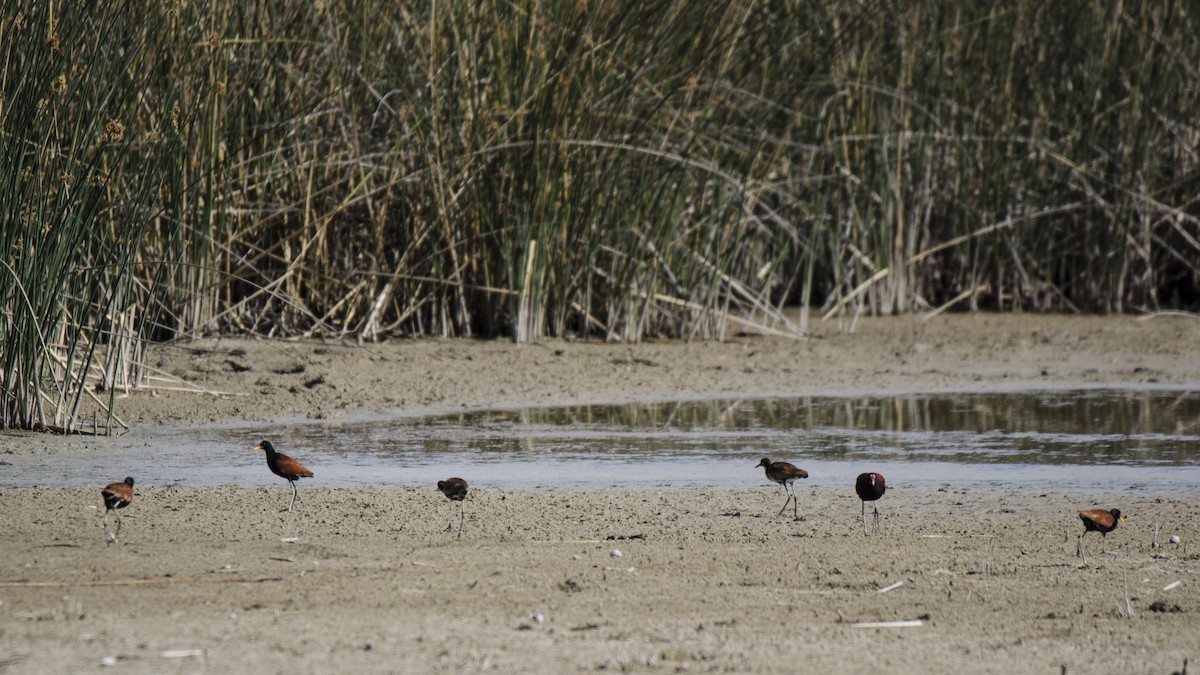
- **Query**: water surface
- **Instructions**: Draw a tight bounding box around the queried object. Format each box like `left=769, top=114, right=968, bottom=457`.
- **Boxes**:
left=3, top=389, right=1198, bottom=492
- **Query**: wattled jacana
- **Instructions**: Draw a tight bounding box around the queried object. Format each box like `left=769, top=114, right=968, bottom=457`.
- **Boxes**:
left=438, top=477, right=468, bottom=533
left=756, top=458, right=808, bottom=519
left=101, top=477, right=134, bottom=544
left=1077, top=507, right=1123, bottom=562
left=855, top=472, right=886, bottom=534
left=255, top=440, right=313, bottom=512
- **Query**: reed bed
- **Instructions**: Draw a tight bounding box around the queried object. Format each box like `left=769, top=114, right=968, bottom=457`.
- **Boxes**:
left=2, top=0, right=1198, bottom=431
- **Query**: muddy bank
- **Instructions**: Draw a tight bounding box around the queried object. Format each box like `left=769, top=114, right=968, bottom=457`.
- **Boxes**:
left=0, top=486, right=1196, bottom=673
left=104, top=313, right=1200, bottom=427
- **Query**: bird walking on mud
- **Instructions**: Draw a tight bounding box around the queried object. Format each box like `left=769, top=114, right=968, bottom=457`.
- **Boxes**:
left=855, top=472, right=886, bottom=535
left=255, top=440, right=313, bottom=512
left=101, top=477, right=135, bottom=544
left=756, top=458, right=808, bottom=519
left=437, top=477, right=468, bottom=534
left=1077, top=508, right=1123, bottom=563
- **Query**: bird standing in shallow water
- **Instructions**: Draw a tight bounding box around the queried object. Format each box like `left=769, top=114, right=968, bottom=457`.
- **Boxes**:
left=255, top=440, right=313, bottom=512
left=1077, top=507, right=1123, bottom=563
left=101, top=477, right=134, bottom=544
left=855, top=472, right=886, bottom=535
left=437, top=478, right=468, bottom=534
left=756, top=458, right=808, bottom=519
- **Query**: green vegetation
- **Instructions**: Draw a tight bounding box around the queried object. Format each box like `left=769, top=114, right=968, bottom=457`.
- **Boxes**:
left=2, top=1, right=1198, bottom=431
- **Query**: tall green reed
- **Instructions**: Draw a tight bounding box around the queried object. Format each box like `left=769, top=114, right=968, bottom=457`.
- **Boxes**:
left=0, top=0, right=220, bottom=431
left=214, top=0, right=1196, bottom=342
left=224, top=1, right=822, bottom=341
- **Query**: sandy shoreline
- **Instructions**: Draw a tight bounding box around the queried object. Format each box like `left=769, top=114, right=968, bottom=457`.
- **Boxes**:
left=1, top=487, right=1196, bottom=673
left=2, top=314, right=1199, bottom=672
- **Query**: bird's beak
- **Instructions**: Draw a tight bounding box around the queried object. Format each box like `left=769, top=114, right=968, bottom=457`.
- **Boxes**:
left=1119, top=516, right=1126, bottom=522
left=254, top=443, right=263, bottom=451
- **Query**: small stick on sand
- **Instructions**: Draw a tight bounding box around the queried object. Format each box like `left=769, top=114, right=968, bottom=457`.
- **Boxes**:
left=851, top=619, right=923, bottom=628
left=877, top=581, right=905, bottom=594
left=161, top=650, right=205, bottom=659
left=0, top=576, right=283, bottom=588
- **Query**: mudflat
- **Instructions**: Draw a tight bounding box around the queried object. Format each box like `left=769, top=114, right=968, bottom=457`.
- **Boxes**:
left=1, top=314, right=1198, bottom=673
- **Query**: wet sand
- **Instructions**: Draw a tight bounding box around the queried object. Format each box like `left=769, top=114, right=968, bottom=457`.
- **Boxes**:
left=1, top=314, right=1199, bottom=673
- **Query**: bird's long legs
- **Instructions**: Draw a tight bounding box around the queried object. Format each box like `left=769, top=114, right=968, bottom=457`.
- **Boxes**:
left=103, top=509, right=122, bottom=544
left=445, top=501, right=466, bottom=535
left=283, top=481, right=299, bottom=512
left=775, top=484, right=800, bottom=520
left=776, top=484, right=793, bottom=516
left=1077, top=532, right=1111, bottom=565
left=860, top=501, right=884, bottom=535
left=102, top=510, right=121, bottom=533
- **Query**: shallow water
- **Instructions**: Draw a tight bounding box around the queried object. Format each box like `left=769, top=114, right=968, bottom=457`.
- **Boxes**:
left=4, top=389, right=1199, bottom=491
